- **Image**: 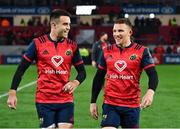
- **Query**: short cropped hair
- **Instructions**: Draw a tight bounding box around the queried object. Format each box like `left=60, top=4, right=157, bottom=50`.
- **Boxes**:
left=99, top=32, right=107, bottom=38
left=114, top=18, right=132, bottom=29
left=50, top=9, right=71, bottom=22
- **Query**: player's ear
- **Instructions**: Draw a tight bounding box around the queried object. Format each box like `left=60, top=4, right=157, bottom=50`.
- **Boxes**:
left=50, top=21, right=56, bottom=28
left=129, top=29, right=133, bottom=36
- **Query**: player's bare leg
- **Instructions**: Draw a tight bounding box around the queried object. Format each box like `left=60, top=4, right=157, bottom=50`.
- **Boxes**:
left=102, top=127, right=116, bottom=129
left=58, top=123, right=73, bottom=129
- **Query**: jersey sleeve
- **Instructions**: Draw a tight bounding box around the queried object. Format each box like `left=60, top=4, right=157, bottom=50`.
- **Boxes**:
left=72, top=47, right=84, bottom=66
left=23, top=40, right=37, bottom=63
left=141, top=48, right=155, bottom=70
left=98, top=51, right=107, bottom=70
left=91, top=43, right=97, bottom=61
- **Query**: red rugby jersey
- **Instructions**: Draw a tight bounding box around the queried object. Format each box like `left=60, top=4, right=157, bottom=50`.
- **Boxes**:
left=24, top=34, right=83, bottom=103
left=98, top=43, right=155, bottom=107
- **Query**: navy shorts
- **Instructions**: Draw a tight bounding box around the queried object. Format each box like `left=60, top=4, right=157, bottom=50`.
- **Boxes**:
left=101, top=103, right=140, bottom=128
left=36, top=102, right=74, bottom=128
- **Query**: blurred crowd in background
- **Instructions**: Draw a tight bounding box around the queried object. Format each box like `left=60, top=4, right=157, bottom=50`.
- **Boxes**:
left=0, top=0, right=180, bottom=65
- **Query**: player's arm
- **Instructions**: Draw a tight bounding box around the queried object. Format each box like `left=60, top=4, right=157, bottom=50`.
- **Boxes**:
left=145, top=67, right=158, bottom=92
left=91, top=43, right=97, bottom=67
left=91, top=68, right=106, bottom=103
left=74, top=63, right=86, bottom=85
left=63, top=47, right=86, bottom=93
left=7, top=41, right=37, bottom=110
left=140, top=48, right=159, bottom=109
left=90, top=51, right=107, bottom=120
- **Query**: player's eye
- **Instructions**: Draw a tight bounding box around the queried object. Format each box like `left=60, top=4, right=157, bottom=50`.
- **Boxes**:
left=118, top=30, right=123, bottom=32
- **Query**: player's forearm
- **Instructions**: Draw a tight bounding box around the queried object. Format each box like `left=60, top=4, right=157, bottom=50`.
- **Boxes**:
left=91, top=47, right=97, bottom=61
left=145, top=67, right=159, bottom=91
left=91, top=68, right=106, bottom=103
left=75, top=64, right=86, bottom=84
left=91, top=54, right=96, bottom=61
left=11, top=58, right=31, bottom=90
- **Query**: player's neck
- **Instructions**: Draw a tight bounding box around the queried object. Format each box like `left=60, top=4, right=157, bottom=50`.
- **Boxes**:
left=118, top=42, right=131, bottom=49
left=124, top=42, right=131, bottom=47
left=50, top=32, right=64, bottom=42
left=50, top=32, right=58, bottom=41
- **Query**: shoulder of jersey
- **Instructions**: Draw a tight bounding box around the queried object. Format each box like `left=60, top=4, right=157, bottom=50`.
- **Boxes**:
left=104, top=43, right=114, bottom=51
left=34, top=34, right=47, bottom=44
left=95, top=41, right=100, bottom=44
left=133, top=43, right=144, bottom=51
left=66, top=38, right=77, bottom=46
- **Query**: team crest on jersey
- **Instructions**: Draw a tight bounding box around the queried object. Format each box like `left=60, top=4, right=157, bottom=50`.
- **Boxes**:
left=130, top=54, right=137, bottom=60
left=51, top=55, right=64, bottom=67
left=114, top=60, right=127, bottom=72
left=66, top=49, right=72, bottom=56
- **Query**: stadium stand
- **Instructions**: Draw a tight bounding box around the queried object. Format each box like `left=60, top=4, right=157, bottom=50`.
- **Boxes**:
left=0, top=0, right=180, bottom=64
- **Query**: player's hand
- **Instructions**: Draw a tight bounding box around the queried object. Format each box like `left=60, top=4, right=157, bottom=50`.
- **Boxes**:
left=140, top=89, right=154, bottom=110
left=7, top=89, right=17, bottom=110
left=90, top=103, right=99, bottom=120
left=92, top=61, right=96, bottom=67
left=63, top=80, right=79, bottom=94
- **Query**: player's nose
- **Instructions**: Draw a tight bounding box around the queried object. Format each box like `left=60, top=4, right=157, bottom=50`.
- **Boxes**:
left=66, top=24, right=70, bottom=30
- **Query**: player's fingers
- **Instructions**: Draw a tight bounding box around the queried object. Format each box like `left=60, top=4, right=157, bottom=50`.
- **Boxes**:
left=7, top=101, right=16, bottom=110
left=69, top=86, right=77, bottom=94
left=7, top=103, right=12, bottom=108
left=63, top=84, right=70, bottom=92
left=90, top=111, right=95, bottom=119
left=7, top=100, right=11, bottom=106
left=92, top=111, right=98, bottom=120
left=11, top=100, right=17, bottom=109
left=7, top=99, right=13, bottom=107
left=69, top=88, right=74, bottom=94
left=145, top=100, right=152, bottom=108
left=10, top=105, right=16, bottom=110
left=141, top=99, right=149, bottom=109
left=90, top=107, right=95, bottom=116
left=93, top=115, right=98, bottom=120
left=90, top=110, right=94, bottom=117
left=90, top=107, right=98, bottom=120
left=92, top=108, right=98, bottom=120
left=63, top=82, right=70, bottom=88
left=13, top=100, right=17, bottom=109
left=140, top=99, right=146, bottom=109
left=68, top=85, right=74, bottom=94
left=62, top=85, right=66, bottom=91
left=95, top=111, right=98, bottom=119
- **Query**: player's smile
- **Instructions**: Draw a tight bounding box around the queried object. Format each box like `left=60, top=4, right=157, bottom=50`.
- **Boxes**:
left=62, top=30, right=69, bottom=38
left=115, top=36, right=122, bottom=40
left=114, top=35, right=123, bottom=45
